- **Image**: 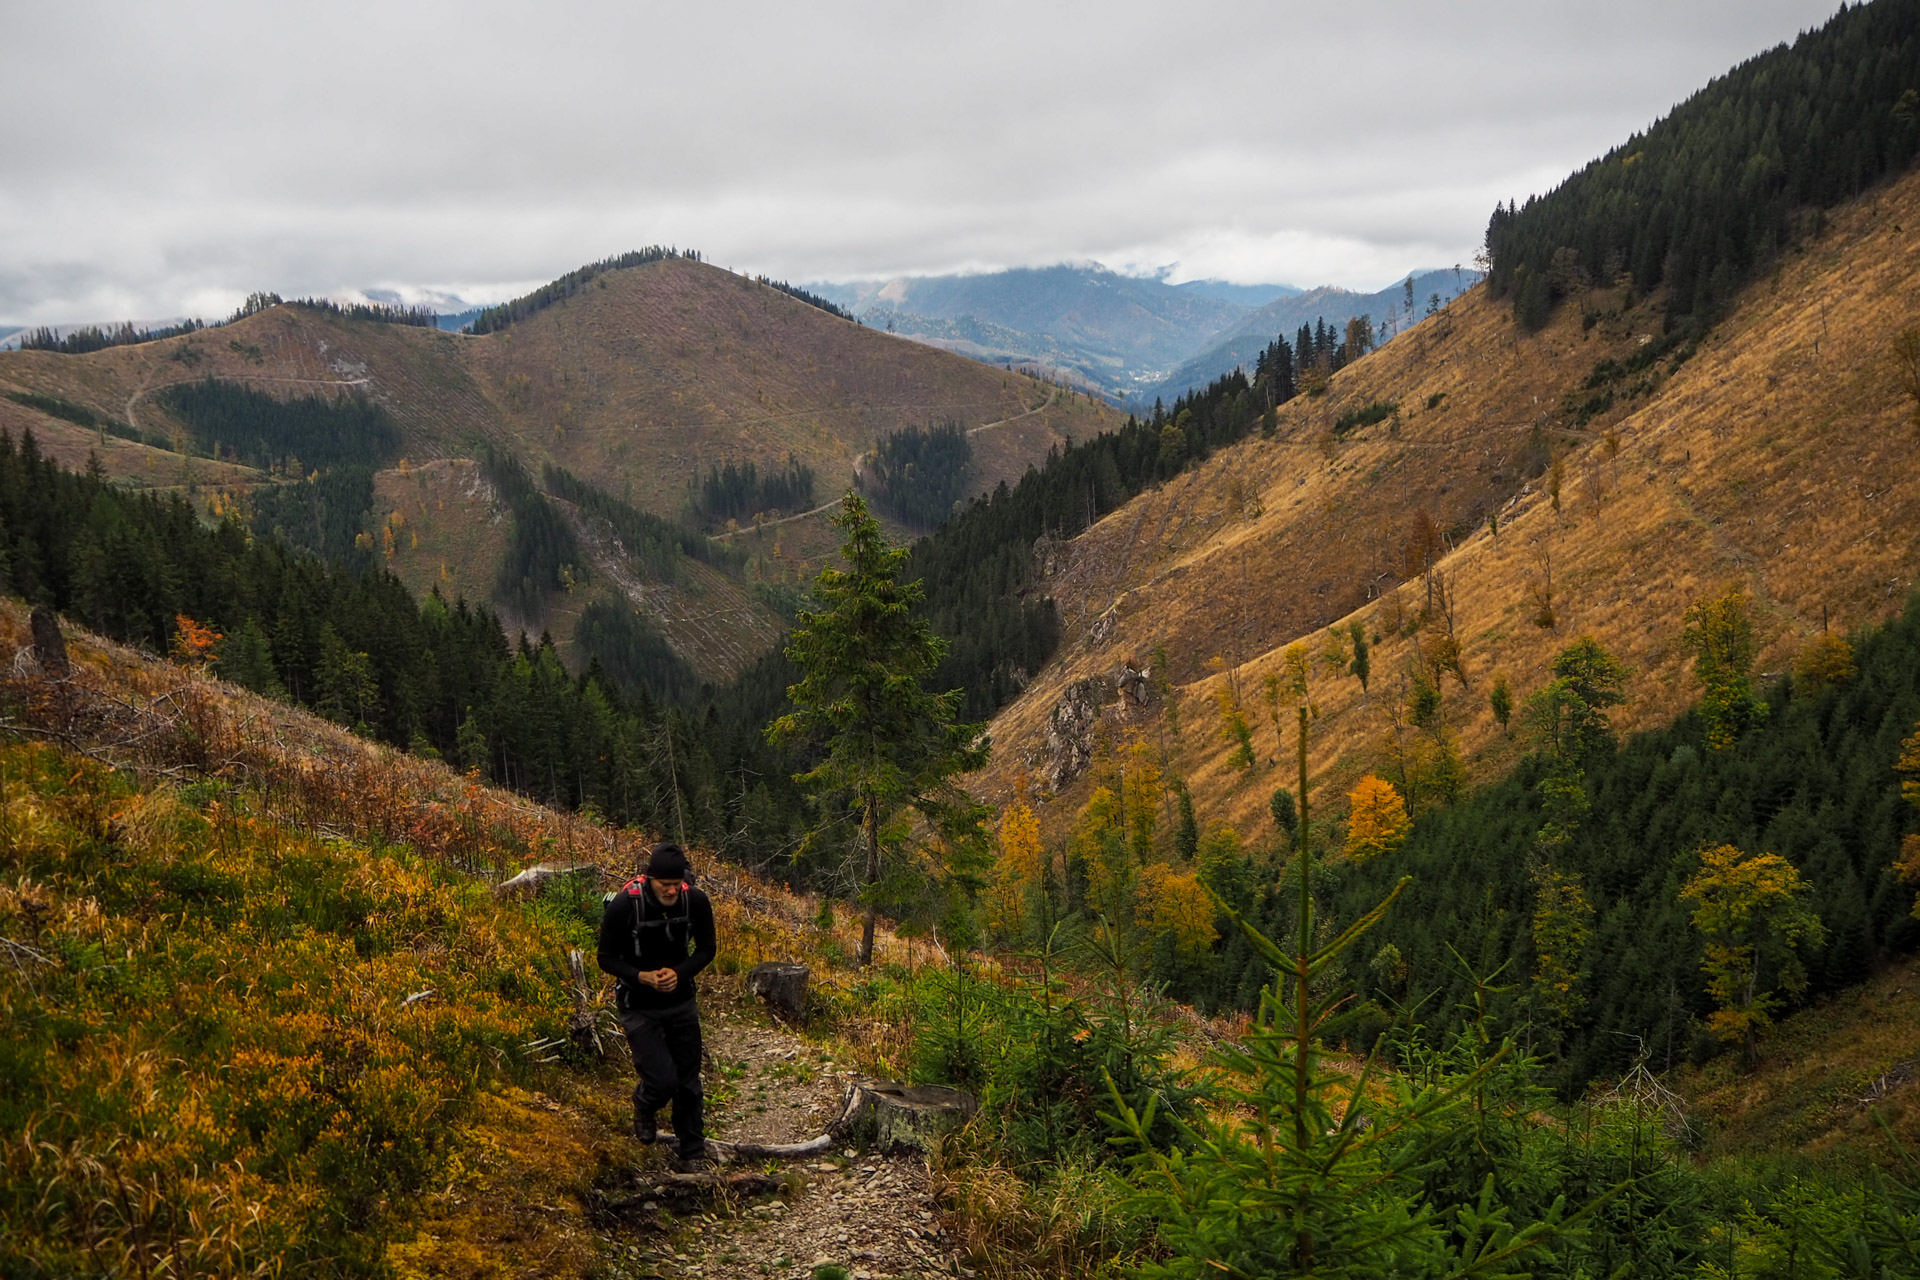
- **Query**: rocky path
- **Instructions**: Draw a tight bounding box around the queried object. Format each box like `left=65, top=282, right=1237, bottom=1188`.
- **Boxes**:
left=601, top=1002, right=967, bottom=1280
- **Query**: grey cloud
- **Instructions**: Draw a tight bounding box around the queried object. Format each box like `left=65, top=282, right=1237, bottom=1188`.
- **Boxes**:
left=0, top=0, right=1845, bottom=322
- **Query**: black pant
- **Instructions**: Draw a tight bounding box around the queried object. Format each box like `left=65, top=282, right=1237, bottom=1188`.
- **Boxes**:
left=618, top=996, right=704, bottom=1157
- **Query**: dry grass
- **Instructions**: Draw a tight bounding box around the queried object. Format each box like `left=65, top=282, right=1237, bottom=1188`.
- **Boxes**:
left=983, top=166, right=1920, bottom=841
left=382, top=1084, right=635, bottom=1280
left=468, top=260, right=1117, bottom=517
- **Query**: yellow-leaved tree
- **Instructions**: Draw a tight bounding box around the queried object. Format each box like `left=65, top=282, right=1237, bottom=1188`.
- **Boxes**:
left=1135, top=862, right=1217, bottom=959
left=1791, top=630, right=1856, bottom=698
left=988, top=798, right=1046, bottom=943
left=1071, top=785, right=1131, bottom=925
left=1119, top=735, right=1162, bottom=863
left=1344, top=775, right=1410, bottom=861
left=1209, top=657, right=1256, bottom=770
left=1682, top=588, right=1768, bottom=750
left=1680, top=843, right=1825, bottom=1063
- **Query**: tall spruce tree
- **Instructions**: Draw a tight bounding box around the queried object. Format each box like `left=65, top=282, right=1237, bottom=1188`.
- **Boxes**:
left=767, top=493, right=989, bottom=965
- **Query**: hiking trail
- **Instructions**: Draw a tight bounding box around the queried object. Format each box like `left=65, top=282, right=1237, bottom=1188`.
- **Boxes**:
left=592, top=993, right=970, bottom=1280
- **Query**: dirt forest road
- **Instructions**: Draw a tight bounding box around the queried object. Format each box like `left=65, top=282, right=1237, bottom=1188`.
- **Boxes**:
left=712, top=399, right=1049, bottom=542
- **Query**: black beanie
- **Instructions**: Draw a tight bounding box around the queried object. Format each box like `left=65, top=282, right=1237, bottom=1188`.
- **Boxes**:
left=645, top=843, right=688, bottom=880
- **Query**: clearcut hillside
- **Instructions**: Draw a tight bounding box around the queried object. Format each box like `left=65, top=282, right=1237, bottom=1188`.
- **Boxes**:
left=983, top=161, right=1920, bottom=841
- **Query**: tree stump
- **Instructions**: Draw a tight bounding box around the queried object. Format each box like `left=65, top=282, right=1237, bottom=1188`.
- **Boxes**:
left=746, top=962, right=810, bottom=1024
left=850, top=1081, right=976, bottom=1155
left=710, top=1079, right=975, bottom=1163
left=30, top=608, right=68, bottom=677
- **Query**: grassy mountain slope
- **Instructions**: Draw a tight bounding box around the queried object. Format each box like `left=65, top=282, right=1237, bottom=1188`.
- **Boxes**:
left=0, top=258, right=1113, bottom=515
left=0, top=596, right=958, bottom=1278
left=982, top=160, right=1920, bottom=841
left=464, top=256, right=1114, bottom=517
left=0, top=601, right=605, bottom=1276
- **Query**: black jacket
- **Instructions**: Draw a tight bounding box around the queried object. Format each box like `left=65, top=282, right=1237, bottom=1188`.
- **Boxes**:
left=596, top=882, right=717, bottom=1011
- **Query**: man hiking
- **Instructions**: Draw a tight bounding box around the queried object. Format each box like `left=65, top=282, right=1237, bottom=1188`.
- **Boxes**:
left=597, top=842, right=717, bottom=1170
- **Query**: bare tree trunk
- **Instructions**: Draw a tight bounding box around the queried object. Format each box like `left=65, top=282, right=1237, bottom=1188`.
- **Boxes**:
left=859, top=792, right=879, bottom=966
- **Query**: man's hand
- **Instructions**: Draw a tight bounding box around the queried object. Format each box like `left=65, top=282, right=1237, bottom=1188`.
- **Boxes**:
left=639, top=968, right=679, bottom=993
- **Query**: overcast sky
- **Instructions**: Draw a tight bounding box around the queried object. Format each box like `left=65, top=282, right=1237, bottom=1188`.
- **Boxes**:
left=0, top=0, right=1847, bottom=325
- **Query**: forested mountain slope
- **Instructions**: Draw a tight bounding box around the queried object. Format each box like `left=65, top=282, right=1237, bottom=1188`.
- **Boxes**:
left=980, top=156, right=1920, bottom=844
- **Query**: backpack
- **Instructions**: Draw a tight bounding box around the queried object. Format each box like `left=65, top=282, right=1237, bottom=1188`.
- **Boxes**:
left=613, top=874, right=694, bottom=958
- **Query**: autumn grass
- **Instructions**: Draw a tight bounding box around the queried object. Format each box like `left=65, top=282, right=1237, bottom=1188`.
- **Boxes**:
left=0, top=740, right=588, bottom=1276
left=466, top=257, right=1114, bottom=519
left=371, top=458, right=512, bottom=623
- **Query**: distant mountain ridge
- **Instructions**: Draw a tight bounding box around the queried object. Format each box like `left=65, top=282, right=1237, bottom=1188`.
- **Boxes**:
left=805, top=263, right=1480, bottom=403
left=807, top=263, right=1301, bottom=399
left=1136, top=267, right=1481, bottom=405
left=1169, top=278, right=1303, bottom=307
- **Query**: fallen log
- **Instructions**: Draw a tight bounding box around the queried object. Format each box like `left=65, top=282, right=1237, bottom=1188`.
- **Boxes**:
left=495, top=862, right=605, bottom=897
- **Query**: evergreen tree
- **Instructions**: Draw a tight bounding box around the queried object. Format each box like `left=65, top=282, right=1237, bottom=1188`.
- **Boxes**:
left=865, top=421, right=972, bottom=529
left=1109, top=688, right=1582, bottom=1276
left=157, top=380, right=400, bottom=473
left=767, top=493, right=989, bottom=965
left=216, top=617, right=285, bottom=698
left=314, top=622, right=380, bottom=734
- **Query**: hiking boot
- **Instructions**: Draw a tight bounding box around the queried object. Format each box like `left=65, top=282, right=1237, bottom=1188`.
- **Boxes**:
left=632, top=1109, right=658, bottom=1144
left=673, top=1152, right=710, bottom=1174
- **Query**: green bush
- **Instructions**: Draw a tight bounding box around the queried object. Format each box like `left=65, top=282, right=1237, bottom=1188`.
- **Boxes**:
left=1333, top=400, right=1398, bottom=435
